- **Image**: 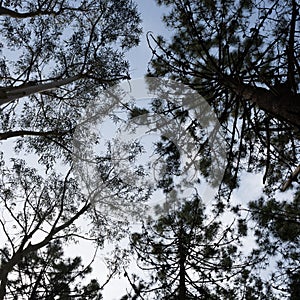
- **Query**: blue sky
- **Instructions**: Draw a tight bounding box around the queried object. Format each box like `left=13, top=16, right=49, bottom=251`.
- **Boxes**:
left=126, top=0, right=171, bottom=78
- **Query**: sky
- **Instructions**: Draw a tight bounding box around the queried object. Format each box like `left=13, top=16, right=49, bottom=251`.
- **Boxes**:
left=125, top=0, right=171, bottom=78
left=0, top=1, right=294, bottom=299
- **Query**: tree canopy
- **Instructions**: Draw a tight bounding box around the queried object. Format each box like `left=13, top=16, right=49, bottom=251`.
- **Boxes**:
left=119, top=0, right=300, bottom=298
left=0, top=0, right=299, bottom=299
left=125, top=196, right=281, bottom=299
left=0, top=0, right=143, bottom=298
left=147, top=0, right=300, bottom=197
left=0, top=0, right=142, bottom=168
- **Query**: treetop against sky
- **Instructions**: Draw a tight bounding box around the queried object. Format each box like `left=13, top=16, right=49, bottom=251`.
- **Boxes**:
left=0, top=0, right=299, bottom=299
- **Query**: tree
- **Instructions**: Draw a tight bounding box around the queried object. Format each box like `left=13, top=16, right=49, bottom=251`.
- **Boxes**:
left=130, top=0, right=300, bottom=298
left=0, top=1, right=144, bottom=298
left=147, top=0, right=300, bottom=196
left=247, top=194, right=300, bottom=298
left=0, top=0, right=141, bottom=104
left=125, top=195, right=276, bottom=299
left=0, top=0, right=142, bottom=168
left=2, top=240, right=102, bottom=299
left=0, top=150, right=151, bottom=298
left=0, top=158, right=93, bottom=298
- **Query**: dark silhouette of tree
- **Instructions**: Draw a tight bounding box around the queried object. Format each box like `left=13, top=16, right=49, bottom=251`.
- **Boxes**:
left=246, top=194, right=300, bottom=298
left=2, top=240, right=102, bottom=299
left=147, top=0, right=300, bottom=197
left=141, top=3, right=300, bottom=296
left=124, top=196, right=275, bottom=300
left=0, top=152, right=150, bottom=299
left=0, top=0, right=141, bottom=105
left=0, top=159, right=92, bottom=299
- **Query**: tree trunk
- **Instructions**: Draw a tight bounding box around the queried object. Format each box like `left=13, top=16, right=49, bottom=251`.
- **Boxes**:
left=0, top=75, right=82, bottom=105
left=226, top=78, right=300, bottom=129
left=178, top=228, right=187, bottom=300
left=0, top=274, right=8, bottom=300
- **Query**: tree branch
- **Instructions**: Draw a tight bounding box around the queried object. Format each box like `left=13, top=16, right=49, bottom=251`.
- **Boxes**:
left=281, top=164, right=300, bottom=191
left=0, top=75, right=82, bottom=105
left=0, top=129, right=68, bottom=141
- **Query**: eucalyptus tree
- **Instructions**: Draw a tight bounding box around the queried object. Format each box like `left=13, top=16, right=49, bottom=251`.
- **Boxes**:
left=0, top=0, right=142, bottom=167
left=0, top=0, right=144, bottom=298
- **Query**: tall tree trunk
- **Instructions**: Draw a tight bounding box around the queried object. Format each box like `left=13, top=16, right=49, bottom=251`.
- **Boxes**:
left=178, top=228, right=187, bottom=300
left=225, top=77, right=300, bottom=128
left=0, top=274, right=8, bottom=300
left=0, top=75, right=82, bottom=105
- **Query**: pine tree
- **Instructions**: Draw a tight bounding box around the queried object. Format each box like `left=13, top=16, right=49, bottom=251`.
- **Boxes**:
left=147, top=0, right=300, bottom=197
left=126, top=196, right=279, bottom=299
left=2, top=240, right=102, bottom=300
